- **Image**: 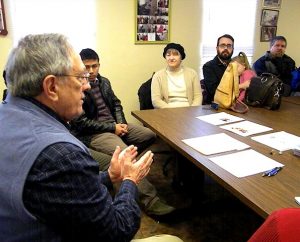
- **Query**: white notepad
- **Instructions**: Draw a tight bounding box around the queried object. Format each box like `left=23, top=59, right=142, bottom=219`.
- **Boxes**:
left=182, top=133, right=249, bottom=155
left=220, top=120, right=272, bottom=137
left=252, top=131, right=300, bottom=152
left=209, top=149, right=284, bottom=178
left=196, top=112, right=244, bottom=126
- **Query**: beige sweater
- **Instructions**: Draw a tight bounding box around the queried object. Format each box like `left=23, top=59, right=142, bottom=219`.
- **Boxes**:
left=151, top=66, right=202, bottom=109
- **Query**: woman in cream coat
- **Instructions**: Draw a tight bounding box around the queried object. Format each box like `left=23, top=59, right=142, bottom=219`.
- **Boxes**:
left=151, top=43, right=202, bottom=109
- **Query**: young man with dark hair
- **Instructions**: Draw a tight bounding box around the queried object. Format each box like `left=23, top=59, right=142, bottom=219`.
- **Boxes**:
left=71, top=48, right=175, bottom=217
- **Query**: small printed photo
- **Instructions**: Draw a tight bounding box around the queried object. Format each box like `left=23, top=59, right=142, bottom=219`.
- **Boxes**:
left=158, top=0, right=168, bottom=8
left=137, top=24, right=153, bottom=33
left=137, top=15, right=149, bottom=24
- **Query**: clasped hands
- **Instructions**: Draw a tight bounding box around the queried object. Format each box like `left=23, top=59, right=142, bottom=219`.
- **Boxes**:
left=108, top=145, right=153, bottom=185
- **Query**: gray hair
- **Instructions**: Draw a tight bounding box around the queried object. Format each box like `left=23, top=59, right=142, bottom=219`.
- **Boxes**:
left=5, top=33, right=75, bottom=97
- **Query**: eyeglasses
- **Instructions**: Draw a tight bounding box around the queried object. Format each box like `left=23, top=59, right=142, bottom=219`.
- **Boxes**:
left=56, top=73, right=90, bottom=85
left=218, top=44, right=233, bottom=49
left=85, top=64, right=99, bottom=70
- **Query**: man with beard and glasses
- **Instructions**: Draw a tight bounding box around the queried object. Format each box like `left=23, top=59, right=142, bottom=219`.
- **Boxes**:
left=253, top=36, right=296, bottom=96
left=202, top=34, right=234, bottom=104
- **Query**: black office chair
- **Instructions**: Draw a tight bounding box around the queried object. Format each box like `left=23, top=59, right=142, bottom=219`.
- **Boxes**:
left=137, top=72, right=175, bottom=176
left=200, top=79, right=209, bottom=105
left=137, top=72, right=155, bottom=110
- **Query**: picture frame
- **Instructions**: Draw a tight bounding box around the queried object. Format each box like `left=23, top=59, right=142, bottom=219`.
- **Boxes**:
left=260, top=26, right=277, bottom=42
left=135, top=0, right=170, bottom=44
left=260, top=9, right=279, bottom=26
left=263, top=0, right=281, bottom=8
left=0, top=0, right=8, bottom=35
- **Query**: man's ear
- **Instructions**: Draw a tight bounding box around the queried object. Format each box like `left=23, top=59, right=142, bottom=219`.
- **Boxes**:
left=42, top=75, right=59, bottom=101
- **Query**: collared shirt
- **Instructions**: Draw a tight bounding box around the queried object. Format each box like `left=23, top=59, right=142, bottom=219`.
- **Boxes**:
left=22, top=99, right=140, bottom=241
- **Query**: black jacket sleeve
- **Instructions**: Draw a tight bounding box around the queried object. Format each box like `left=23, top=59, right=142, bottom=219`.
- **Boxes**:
left=70, top=113, right=116, bottom=135
left=104, top=81, right=127, bottom=124
left=70, top=75, right=126, bottom=136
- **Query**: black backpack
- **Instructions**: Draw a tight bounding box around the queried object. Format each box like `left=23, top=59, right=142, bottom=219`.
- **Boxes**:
left=245, top=73, right=283, bottom=110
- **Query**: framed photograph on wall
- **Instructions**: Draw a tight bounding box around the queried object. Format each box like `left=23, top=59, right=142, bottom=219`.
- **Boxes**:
left=260, top=26, right=277, bottom=42
left=260, top=9, right=279, bottom=26
left=0, top=0, right=8, bottom=35
left=263, top=0, right=281, bottom=8
left=135, top=0, right=170, bottom=44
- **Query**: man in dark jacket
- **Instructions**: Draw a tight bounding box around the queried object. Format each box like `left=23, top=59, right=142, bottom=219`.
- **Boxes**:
left=202, top=34, right=234, bottom=104
left=253, top=36, right=296, bottom=96
left=71, top=48, right=175, bottom=217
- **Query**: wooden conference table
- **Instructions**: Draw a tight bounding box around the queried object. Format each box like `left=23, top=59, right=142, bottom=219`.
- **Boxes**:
left=132, top=97, right=300, bottom=219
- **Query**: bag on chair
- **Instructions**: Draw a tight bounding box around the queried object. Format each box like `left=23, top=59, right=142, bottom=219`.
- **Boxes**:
left=245, top=73, right=283, bottom=110
left=214, top=62, right=249, bottom=113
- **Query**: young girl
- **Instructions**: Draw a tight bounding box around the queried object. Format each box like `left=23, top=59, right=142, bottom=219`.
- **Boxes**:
left=231, top=52, right=256, bottom=102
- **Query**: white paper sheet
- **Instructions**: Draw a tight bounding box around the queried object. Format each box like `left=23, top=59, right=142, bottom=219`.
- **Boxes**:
left=209, top=149, right=284, bottom=178
left=220, top=120, right=272, bottom=137
left=182, top=133, right=249, bottom=155
left=252, top=131, right=300, bottom=152
left=196, top=112, right=244, bottom=125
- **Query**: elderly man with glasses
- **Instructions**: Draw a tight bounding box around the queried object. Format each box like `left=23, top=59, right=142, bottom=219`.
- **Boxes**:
left=0, top=33, right=182, bottom=242
left=202, top=34, right=235, bottom=104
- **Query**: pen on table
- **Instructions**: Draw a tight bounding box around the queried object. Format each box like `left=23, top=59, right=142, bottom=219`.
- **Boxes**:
left=262, top=167, right=282, bottom=177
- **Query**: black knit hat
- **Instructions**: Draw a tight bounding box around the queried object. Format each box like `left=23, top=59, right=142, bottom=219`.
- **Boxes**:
left=163, top=43, right=186, bottom=60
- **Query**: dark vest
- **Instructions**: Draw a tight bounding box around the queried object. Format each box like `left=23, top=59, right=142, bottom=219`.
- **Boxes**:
left=0, top=94, right=88, bottom=241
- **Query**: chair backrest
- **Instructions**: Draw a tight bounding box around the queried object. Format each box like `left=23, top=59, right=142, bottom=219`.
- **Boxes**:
left=138, top=73, right=155, bottom=110
left=200, top=79, right=209, bottom=105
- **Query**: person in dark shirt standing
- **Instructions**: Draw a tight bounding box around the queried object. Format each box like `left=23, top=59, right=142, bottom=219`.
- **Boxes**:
left=253, top=36, right=296, bottom=96
left=202, top=34, right=235, bottom=103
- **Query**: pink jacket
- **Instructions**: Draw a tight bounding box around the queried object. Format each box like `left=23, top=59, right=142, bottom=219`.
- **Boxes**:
left=238, top=69, right=256, bottom=101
